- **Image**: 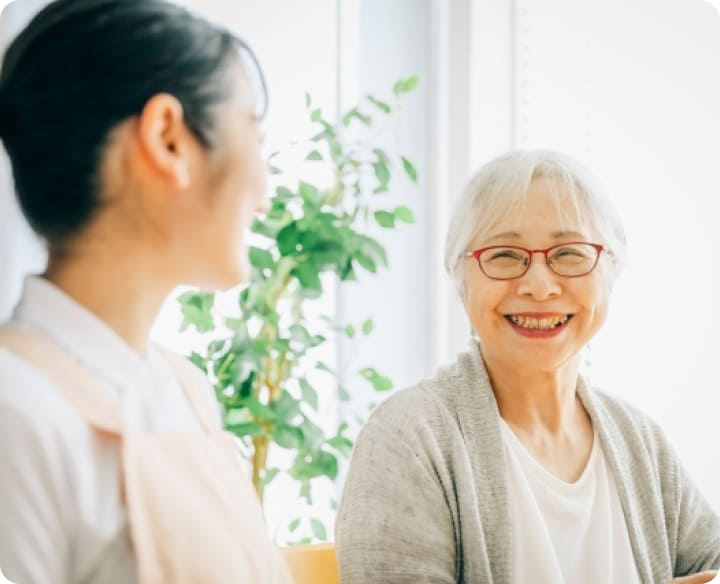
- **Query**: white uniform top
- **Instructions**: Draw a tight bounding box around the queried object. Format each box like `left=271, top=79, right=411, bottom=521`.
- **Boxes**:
left=500, top=418, right=642, bottom=584
left=0, top=276, right=219, bottom=584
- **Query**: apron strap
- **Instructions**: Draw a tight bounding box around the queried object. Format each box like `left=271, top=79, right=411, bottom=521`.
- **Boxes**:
left=0, top=324, right=124, bottom=435
left=155, top=347, right=219, bottom=434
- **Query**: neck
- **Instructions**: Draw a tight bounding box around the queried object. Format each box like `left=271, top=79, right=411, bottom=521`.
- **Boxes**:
left=482, top=348, right=585, bottom=436
left=44, top=236, right=174, bottom=354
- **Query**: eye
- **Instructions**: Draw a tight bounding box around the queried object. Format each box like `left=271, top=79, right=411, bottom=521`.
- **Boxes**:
left=556, top=248, right=584, bottom=257
left=483, top=248, right=528, bottom=266
left=489, top=249, right=524, bottom=260
left=551, top=245, right=591, bottom=264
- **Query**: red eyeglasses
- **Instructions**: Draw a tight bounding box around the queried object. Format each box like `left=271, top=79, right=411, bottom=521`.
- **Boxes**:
left=464, top=242, right=605, bottom=280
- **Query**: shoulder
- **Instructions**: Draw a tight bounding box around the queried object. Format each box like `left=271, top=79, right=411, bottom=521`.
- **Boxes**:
left=368, top=383, right=453, bottom=431
left=364, top=363, right=468, bottom=439
left=358, top=353, right=485, bottom=463
left=152, top=345, right=223, bottom=429
left=584, top=384, right=677, bottom=464
left=0, top=346, right=88, bottom=437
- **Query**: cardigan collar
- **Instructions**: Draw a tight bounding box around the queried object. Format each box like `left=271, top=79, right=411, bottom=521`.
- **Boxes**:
left=445, top=342, right=655, bottom=584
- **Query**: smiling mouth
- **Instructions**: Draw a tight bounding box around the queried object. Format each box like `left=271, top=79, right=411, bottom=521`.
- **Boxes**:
left=505, top=314, right=574, bottom=330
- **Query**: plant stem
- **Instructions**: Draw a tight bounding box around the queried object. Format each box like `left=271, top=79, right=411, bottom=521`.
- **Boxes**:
left=252, top=435, right=270, bottom=503
left=250, top=274, right=293, bottom=504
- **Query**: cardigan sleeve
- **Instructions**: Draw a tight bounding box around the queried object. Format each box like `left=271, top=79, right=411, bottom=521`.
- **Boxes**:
left=672, top=453, right=720, bottom=576
left=335, top=416, right=458, bottom=583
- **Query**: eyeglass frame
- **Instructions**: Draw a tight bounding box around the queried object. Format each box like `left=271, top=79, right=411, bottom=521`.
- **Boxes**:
left=463, top=242, right=607, bottom=280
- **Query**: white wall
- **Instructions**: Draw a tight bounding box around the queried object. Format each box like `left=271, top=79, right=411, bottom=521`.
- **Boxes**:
left=336, top=0, right=433, bottom=413
left=0, top=0, right=50, bottom=323
left=464, top=0, right=720, bottom=509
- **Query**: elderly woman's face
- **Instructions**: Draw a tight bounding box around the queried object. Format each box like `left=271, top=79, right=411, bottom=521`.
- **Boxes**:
left=463, top=177, right=611, bottom=374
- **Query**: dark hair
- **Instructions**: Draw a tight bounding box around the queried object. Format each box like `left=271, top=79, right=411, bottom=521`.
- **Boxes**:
left=0, top=0, right=267, bottom=246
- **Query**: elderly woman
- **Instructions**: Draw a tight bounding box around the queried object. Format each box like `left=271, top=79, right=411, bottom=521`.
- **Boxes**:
left=336, top=150, right=720, bottom=584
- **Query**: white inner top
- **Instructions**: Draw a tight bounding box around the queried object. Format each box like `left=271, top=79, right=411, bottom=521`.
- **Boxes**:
left=500, top=417, right=641, bottom=584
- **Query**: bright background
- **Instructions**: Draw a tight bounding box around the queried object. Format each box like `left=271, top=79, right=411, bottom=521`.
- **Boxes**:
left=1, top=0, right=719, bottom=539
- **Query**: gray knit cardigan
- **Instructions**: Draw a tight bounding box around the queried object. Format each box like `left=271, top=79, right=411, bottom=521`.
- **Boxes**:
left=335, top=345, right=720, bottom=583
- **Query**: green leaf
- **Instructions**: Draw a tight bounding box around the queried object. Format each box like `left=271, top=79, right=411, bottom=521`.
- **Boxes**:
left=374, top=210, right=395, bottom=228
left=306, top=150, right=323, bottom=161
left=308, top=240, right=345, bottom=268
left=373, top=160, right=390, bottom=189
left=367, top=95, right=391, bottom=113
left=177, top=291, right=215, bottom=333
left=249, top=247, right=274, bottom=271
left=310, top=519, right=327, bottom=541
left=292, top=261, right=323, bottom=294
left=327, top=435, right=353, bottom=457
left=316, top=361, right=335, bottom=375
left=340, top=259, right=356, bottom=282
left=300, top=418, right=325, bottom=451
left=394, top=205, right=415, bottom=224
left=290, top=324, right=311, bottom=345
left=401, top=156, right=418, bottom=182
left=360, top=367, right=394, bottom=391
left=310, top=108, right=322, bottom=122
left=277, top=222, right=300, bottom=256
left=359, top=236, right=388, bottom=267
left=289, top=518, right=301, bottom=533
left=299, top=181, right=321, bottom=207
left=373, top=148, right=390, bottom=164
left=273, top=424, right=304, bottom=449
left=275, top=185, right=294, bottom=202
left=257, top=468, right=280, bottom=488
left=328, top=137, right=343, bottom=161
left=188, top=352, right=206, bottom=372
left=226, top=422, right=264, bottom=437
left=344, top=324, right=356, bottom=339
left=289, top=450, right=339, bottom=481
left=342, top=108, right=372, bottom=127
left=245, top=396, right=277, bottom=422
left=305, top=92, right=312, bottom=108
left=362, top=319, right=374, bottom=335
left=353, top=252, right=377, bottom=274
left=273, top=390, right=302, bottom=419
left=251, top=217, right=280, bottom=238
left=393, top=75, right=419, bottom=96
left=299, top=379, right=319, bottom=411
left=338, top=386, right=351, bottom=401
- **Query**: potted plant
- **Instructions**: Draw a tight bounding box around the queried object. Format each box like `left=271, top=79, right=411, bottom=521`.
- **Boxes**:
left=178, top=76, right=419, bottom=543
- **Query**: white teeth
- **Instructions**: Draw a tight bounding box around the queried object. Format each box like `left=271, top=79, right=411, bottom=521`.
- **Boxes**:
left=509, top=315, right=569, bottom=330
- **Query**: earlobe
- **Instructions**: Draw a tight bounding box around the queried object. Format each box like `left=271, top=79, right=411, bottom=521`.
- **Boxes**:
left=137, top=93, right=192, bottom=189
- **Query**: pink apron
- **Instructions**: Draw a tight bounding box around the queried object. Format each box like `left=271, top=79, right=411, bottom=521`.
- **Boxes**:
left=0, top=325, right=294, bottom=584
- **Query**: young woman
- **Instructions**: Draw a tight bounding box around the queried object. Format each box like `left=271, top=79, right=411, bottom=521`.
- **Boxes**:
left=0, top=1, right=292, bottom=582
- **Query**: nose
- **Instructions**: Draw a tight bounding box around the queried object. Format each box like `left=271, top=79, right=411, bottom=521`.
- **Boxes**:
left=515, top=251, right=562, bottom=300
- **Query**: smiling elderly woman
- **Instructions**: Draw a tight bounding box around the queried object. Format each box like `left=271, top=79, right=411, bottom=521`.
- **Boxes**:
left=335, top=150, right=720, bottom=584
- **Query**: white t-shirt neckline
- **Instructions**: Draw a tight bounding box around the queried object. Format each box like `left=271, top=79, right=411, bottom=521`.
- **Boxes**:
left=500, top=416, right=641, bottom=584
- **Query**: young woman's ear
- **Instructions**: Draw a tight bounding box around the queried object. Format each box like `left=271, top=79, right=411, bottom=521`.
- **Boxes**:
left=137, top=93, right=191, bottom=189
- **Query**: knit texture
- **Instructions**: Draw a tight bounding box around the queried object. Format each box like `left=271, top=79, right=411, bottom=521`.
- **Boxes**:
left=336, top=345, right=720, bottom=583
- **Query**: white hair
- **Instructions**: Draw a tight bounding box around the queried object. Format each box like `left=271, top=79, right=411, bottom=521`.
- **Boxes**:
left=444, top=149, right=627, bottom=295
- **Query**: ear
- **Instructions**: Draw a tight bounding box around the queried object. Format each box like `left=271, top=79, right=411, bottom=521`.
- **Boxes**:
left=136, top=93, right=192, bottom=189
